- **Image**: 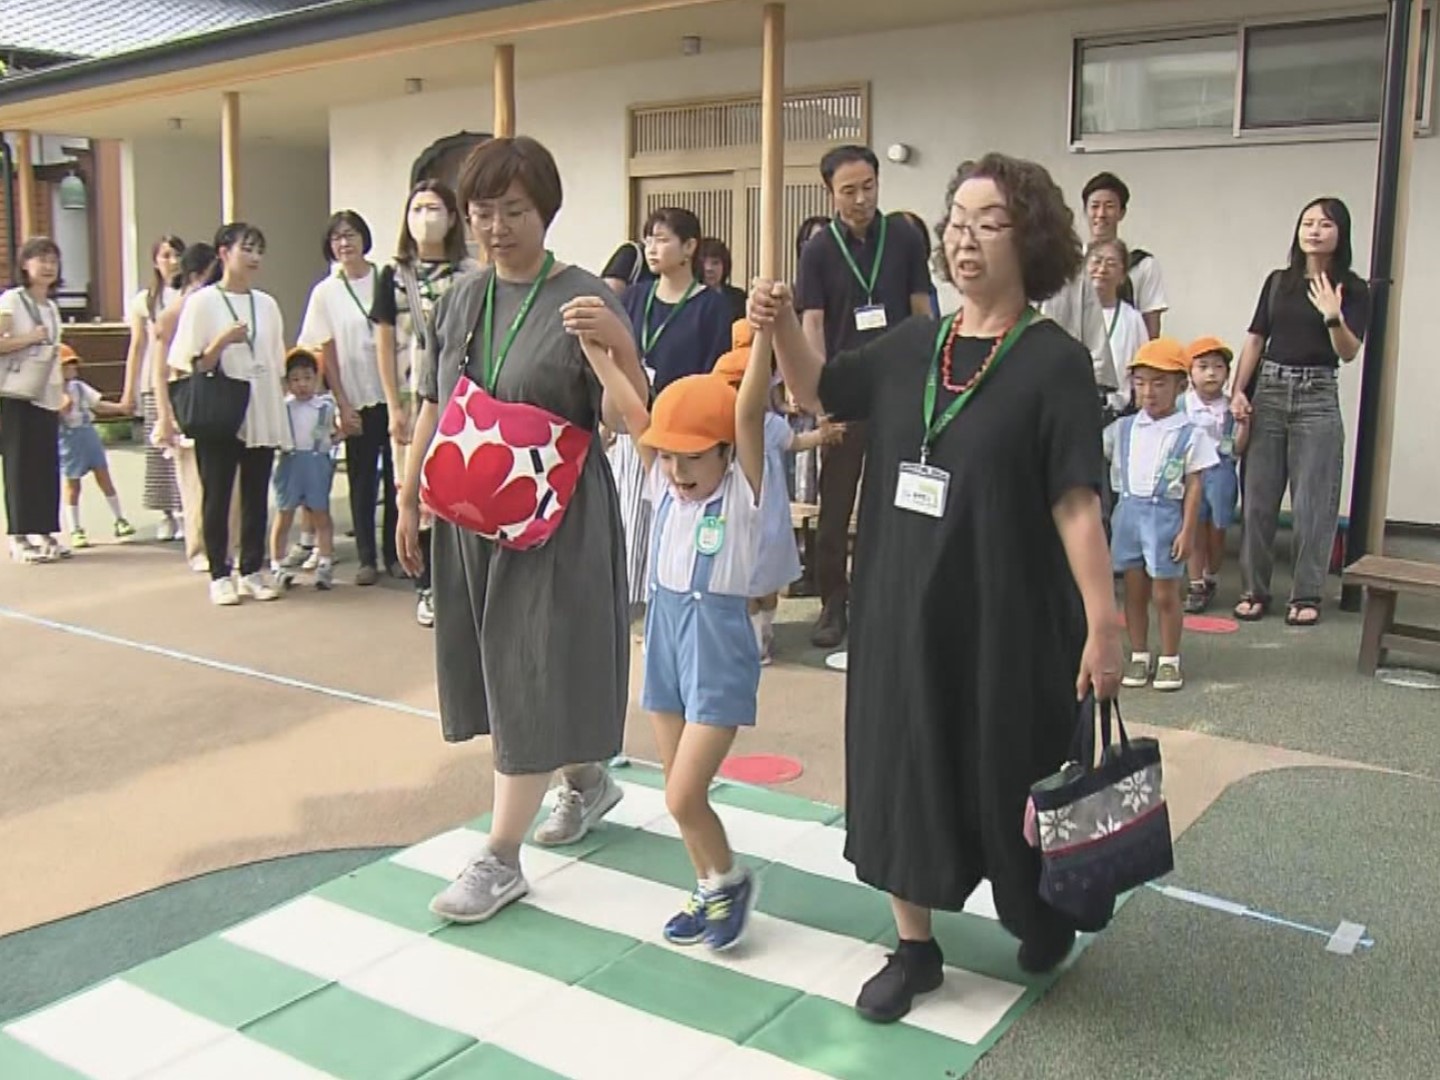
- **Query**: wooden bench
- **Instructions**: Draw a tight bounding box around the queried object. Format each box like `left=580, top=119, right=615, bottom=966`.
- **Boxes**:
left=1342, top=555, right=1440, bottom=675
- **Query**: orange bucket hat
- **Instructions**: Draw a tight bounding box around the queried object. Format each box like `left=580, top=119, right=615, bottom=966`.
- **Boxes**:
left=639, top=374, right=737, bottom=453
left=58, top=344, right=80, bottom=365
left=712, top=347, right=748, bottom=387
left=1128, top=336, right=1190, bottom=375
left=1187, top=336, right=1234, bottom=366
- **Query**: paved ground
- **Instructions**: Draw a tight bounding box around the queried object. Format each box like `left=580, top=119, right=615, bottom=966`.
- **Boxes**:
left=3, top=445, right=1438, bottom=1078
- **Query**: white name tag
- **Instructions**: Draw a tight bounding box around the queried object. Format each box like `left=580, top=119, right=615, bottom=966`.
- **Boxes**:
left=895, top=462, right=950, bottom=518
left=854, top=305, right=888, bottom=332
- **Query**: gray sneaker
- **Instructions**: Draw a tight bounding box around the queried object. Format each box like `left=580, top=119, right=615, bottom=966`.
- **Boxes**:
left=533, top=770, right=624, bottom=847
left=1121, top=656, right=1151, bottom=688
left=1153, top=659, right=1184, bottom=692
left=281, top=543, right=311, bottom=569
left=429, top=852, right=529, bottom=923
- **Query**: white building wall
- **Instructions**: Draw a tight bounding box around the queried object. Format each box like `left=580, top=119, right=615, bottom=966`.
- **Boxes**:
left=328, top=0, right=1438, bottom=525
left=126, top=136, right=329, bottom=334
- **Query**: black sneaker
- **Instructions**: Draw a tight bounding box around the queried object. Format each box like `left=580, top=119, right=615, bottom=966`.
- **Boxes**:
left=855, top=939, right=944, bottom=1023
left=1017, top=925, right=1076, bottom=974
left=810, top=597, right=848, bottom=649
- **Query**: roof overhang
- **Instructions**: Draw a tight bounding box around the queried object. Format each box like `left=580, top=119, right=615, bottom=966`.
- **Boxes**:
left=0, top=0, right=1093, bottom=145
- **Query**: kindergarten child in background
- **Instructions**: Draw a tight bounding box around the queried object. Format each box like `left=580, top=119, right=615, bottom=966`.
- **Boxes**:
left=270, top=348, right=339, bottom=590
left=576, top=313, right=772, bottom=952
left=1182, top=336, right=1250, bottom=614
left=711, top=318, right=843, bottom=663
left=1104, top=337, right=1219, bottom=692
left=57, top=345, right=135, bottom=547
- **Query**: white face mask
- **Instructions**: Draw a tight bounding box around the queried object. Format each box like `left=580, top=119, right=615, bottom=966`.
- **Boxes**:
left=409, top=207, right=449, bottom=246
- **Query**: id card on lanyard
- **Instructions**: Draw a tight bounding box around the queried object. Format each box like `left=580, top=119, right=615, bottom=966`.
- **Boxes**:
left=894, top=308, right=1036, bottom=519
left=831, top=217, right=888, bottom=333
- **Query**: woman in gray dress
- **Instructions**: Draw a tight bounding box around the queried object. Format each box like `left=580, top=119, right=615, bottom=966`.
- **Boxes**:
left=397, top=136, right=649, bottom=923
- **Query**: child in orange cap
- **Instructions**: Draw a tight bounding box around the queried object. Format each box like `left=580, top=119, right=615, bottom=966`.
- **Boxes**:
left=579, top=315, right=774, bottom=952
left=712, top=319, right=843, bottom=662
left=57, top=345, right=136, bottom=547
left=1181, top=336, right=1250, bottom=613
left=1103, top=337, right=1219, bottom=691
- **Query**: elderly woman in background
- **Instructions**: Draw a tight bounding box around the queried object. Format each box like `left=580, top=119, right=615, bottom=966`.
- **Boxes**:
left=749, top=152, right=1121, bottom=1024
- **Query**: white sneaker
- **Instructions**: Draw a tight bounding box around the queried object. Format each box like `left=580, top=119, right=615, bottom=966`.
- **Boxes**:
left=302, top=548, right=321, bottom=571
left=280, top=543, right=310, bottom=569
left=236, top=571, right=280, bottom=601
left=155, top=518, right=177, bottom=542
left=209, top=577, right=240, bottom=606
left=190, top=555, right=211, bottom=573
left=1153, top=658, right=1184, bottom=692
left=416, top=589, right=435, bottom=628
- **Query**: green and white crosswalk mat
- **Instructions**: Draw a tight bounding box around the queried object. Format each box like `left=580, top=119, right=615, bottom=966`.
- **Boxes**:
left=1, top=764, right=1096, bottom=1079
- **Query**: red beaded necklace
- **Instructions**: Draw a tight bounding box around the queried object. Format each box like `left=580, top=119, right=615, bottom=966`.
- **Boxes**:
left=940, top=309, right=1017, bottom=394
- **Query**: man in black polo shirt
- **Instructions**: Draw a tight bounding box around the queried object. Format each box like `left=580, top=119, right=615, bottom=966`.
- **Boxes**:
left=797, top=144, right=931, bottom=648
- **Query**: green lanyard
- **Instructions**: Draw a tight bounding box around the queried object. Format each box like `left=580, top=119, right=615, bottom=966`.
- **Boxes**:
left=921, top=307, right=1035, bottom=462
left=478, top=251, right=555, bottom=391
left=640, top=279, right=699, bottom=356
left=830, top=216, right=887, bottom=302
left=1105, top=305, right=1120, bottom=341
left=339, top=263, right=376, bottom=324
left=217, top=288, right=257, bottom=349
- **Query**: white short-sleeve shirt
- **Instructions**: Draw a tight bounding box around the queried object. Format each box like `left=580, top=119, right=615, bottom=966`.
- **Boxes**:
left=167, top=285, right=291, bottom=450
left=1129, top=255, right=1168, bottom=317
left=298, top=268, right=383, bottom=410
left=1104, top=410, right=1218, bottom=499
left=61, top=379, right=103, bottom=428
left=0, top=287, right=64, bottom=411
left=645, top=458, right=767, bottom=598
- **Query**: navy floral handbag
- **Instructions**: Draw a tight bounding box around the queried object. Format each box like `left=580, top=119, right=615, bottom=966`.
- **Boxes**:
left=1029, top=696, right=1173, bottom=932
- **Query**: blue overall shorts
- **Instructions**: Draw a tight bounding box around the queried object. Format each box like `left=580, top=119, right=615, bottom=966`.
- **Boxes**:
left=1199, top=408, right=1239, bottom=530
left=1112, top=417, right=1194, bottom=580
left=641, top=487, right=762, bottom=726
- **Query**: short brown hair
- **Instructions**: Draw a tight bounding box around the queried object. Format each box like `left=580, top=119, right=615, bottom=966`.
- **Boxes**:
left=940, top=154, right=1082, bottom=303
left=456, top=136, right=563, bottom=227
left=17, top=236, right=61, bottom=288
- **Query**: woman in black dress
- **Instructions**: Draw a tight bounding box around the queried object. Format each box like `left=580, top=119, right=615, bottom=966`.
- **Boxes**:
left=749, top=153, right=1123, bottom=1023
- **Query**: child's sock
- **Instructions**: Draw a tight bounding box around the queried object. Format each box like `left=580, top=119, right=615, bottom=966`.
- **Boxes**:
left=299, top=531, right=316, bottom=549
left=317, top=554, right=334, bottom=569
left=707, top=863, right=747, bottom=891
left=271, top=558, right=285, bottom=575
left=1158, top=654, right=1181, bottom=668
left=1130, top=650, right=1151, bottom=666
left=750, top=612, right=766, bottom=652
left=65, top=505, right=82, bottom=532
left=105, top=495, right=125, bottom=521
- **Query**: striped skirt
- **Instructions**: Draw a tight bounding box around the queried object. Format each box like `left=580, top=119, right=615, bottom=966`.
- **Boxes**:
left=607, top=434, right=650, bottom=607
left=141, top=391, right=182, bottom=513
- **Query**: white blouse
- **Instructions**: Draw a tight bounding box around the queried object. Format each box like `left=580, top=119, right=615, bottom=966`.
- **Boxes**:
left=298, top=267, right=384, bottom=410
left=166, top=285, right=291, bottom=450
left=0, top=287, right=64, bottom=411
left=130, top=285, right=181, bottom=396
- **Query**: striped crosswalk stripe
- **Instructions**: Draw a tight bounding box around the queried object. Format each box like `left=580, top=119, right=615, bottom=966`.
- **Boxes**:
left=2, top=766, right=1085, bottom=1079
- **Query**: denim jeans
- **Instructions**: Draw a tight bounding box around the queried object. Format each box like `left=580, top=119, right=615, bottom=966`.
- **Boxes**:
left=1240, top=362, right=1344, bottom=605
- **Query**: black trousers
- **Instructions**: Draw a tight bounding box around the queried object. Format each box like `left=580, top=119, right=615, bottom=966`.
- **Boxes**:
left=1, top=397, right=60, bottom=536
left=347, top=403, right=396, bottom=569
left=195, top=437, right=273, bottom=580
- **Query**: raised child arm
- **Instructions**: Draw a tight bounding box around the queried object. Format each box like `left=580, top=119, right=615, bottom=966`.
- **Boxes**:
left=735, top=329, right=772, bottom=501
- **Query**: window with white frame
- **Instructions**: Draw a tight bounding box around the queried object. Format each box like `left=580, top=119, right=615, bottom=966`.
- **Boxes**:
left=1072, top=6, right=1435, bottom=147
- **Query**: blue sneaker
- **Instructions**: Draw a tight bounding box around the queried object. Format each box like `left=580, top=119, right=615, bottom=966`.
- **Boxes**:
left=663, top=887, right=709, bottom=945
left=702, top=870, right=758, bottom=951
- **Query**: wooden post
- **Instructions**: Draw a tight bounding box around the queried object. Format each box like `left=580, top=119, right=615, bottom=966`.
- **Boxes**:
left=221, top=92, right=240, bottom=221
left=758, top=4, right=785, bottom=281
left=15, top=130, right=36, bottom=240
left=494, top=45, right=516, bottom=138
left=1363, top=0, right=1425, bottom=555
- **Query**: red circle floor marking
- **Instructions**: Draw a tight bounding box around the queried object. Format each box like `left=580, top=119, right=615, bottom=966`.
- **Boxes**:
left=719, top=753, right=804, bottom=785
left=1184, top=614, right=1240, bottom=634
